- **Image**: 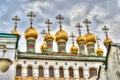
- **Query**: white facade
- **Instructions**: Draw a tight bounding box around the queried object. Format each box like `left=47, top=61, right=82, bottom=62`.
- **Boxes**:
left=98, top=43, right=120, bottom=80
left=15, top=53, right=105, bottom=80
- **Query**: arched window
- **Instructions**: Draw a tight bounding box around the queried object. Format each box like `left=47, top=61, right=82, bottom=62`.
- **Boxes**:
left=59, top=67, right=64, bottom=78
left=39, top=66, right=44, bottom=77
left=27, top=66, right=33, bottom=77
left=89, top=68, right=97, bottom=77
left=49, top=67, right=54, bottom=77
left=16, top=65, right=22, bottom=76
left=79, top=67, right=84, bottom=78
left=116, top=71, right=120, bottom=80
left=69, top=67, right=74, bottom=78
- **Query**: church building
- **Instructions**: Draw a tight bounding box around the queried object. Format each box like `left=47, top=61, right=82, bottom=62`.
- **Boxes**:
left=8, top=12, right=113, bottom=80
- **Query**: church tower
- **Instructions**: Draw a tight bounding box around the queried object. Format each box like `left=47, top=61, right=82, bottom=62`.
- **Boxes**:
left=83, top=19, right=96, bottom=56
left=102, top=26, right=112, bottom=48
left=96, top=36, right=103, bottom=56
left=70, top=33, right=78, bottom=54
left=55, top=15, right=68, bottom=53
left=44, top=19, right=54, bottom=52
left=40, top=30, right=47, bottom=53
left=24, top=12, right=38, bottom=53
left=76, top=23, right=86, bottom=54
left=11, top=16, right=21, bottom=40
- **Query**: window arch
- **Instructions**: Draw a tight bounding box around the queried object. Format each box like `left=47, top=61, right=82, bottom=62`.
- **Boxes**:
left=39, top=66, right=44, bottom=77
left=69, top=67, right=74, bottom=78
left=16, top=65, right=22, bottom=76
left=89, top=68, right=97, bottom=77
left=27, top=66, right=33, bottom=77
left=49, top=67, right=54, bottom=77
left=59, top=67, right=64, bottom=78
left=116, top=71, right=120, bottom=80
left=79, top=67, right=84, bottom=78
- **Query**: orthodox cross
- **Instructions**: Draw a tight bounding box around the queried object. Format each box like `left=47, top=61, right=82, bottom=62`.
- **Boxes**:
left=41, top=30, right=46, bottom=37
left=27, top=12, right=36, bottom=27
left=96, top=36, right=100, bottom=47
left=45, top=19, right=52, bottom=33
left=83, top=19, right=91, bottom=33
left=76, top=23, right=82, bottom=35
left=70, top=33, right=75, bottom=45
left=12, top=16, right=20, bottom=29
left=41, top=30, right=46, bottom=41
left=56, top=14, right=64, bottom=30
left=102, top=26, right=109, bottom=38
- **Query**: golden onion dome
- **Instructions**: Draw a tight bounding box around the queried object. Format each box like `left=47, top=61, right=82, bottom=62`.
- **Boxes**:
left=24, top=27, right=38, bottom=40
left=55, top=29, right=68, bottom=42
left=104, top=38, right=112, bottom=47
left=76, top=35, right=86, bottom=44
left=40, top=42, right=47, bottom=52
left=96, top=47, right=103, bottom=56
left=70, top=45, right=78, bottom=53
left=11, top=29, right=21, bottom=39
left=84, top=33, right=96, bottom=45
left=44, top=32, right=54, bottom=41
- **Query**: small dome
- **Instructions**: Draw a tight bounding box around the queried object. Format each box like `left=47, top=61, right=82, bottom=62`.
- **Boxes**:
left=96, top=47, right=103, bottom=56
left=24, top=27, right=38, bottom=40
left=55, top=29, right=68, bottom=42
left=70, top=45, right=78, bottom=54
left=44, top=33, right=54, bottom=41
left=104, top=38, right=112, bottom=47
left=40, top=42, right=47, bottom=52
left=11, top=29, right=21, bottom=39
left=76, top=35, right=86, bottom=44
left=84, top=33, right=96, bottom=45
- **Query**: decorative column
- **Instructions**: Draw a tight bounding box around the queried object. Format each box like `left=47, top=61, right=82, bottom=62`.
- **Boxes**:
left=102, top=26, right=113, bottom=49
left=55, top=67, right=59, bottom=79
left=55, top=14, right=68, bottom=53
left=24, top=12, right=38, bottom=53
left=76, top=23, right=86, bottom=54
left=74, top=68, right=79, bottom=80
left=22, top=67, right=27, bottom=80
left=64, top=68, right=69, bottom=79
left=44, top=67, right=49, bottom=79
left=83, top=19, right=96, bottom=56
left=44, top=19, right=54, bottom=52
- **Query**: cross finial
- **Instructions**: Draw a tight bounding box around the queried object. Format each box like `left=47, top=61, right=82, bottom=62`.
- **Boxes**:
left=56, top=14, right=64, bottom=30
left=41, top=30, right=46, bottom=37
left=45, top=19, right=52, bottom=33
left=76, top=23, right=82, bottom=35
left=102, top=26, right=109, bottom=38
left=27, top=12, right=36, bottom=27
left=70, top=33, right=75, bottom=45
left=12, top=16, right=20, bottom=29
left=83, top=19, right=91, bottom=33
left=96, top=36, right=100, bottom=47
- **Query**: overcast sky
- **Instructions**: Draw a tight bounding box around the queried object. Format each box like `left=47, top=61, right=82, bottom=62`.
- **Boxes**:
left=0, top=0, right=120, bottom=80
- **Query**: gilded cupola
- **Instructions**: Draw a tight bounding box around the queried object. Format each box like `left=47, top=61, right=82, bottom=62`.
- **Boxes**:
left=102, top=26, right=113, bottom=47
left=70, top=33, right=78, bottom=53
left=24, top=12, right=38, bottom=40
left=24, top=27, right=38, bottom=40
left=40, top=30, right=47, bottom=53
left=83, top=19, right=96, bottom=45
left=40, top=41, right=47, bottom=52
left=11, top=16, right=21, bottom=39
left=96, top=36, right=103, bottom=56
left=55, top=14, right=68, bottom=43
left=76, top=23, right=86, bottom=44
left=44, top=19, right=54, bottom=41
